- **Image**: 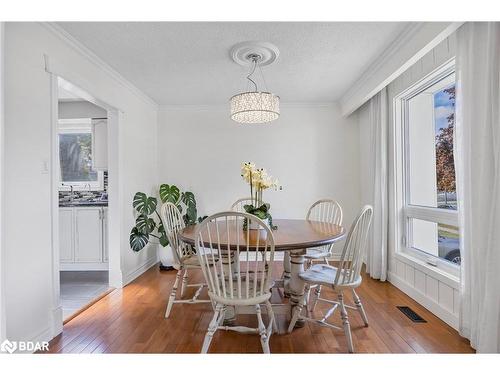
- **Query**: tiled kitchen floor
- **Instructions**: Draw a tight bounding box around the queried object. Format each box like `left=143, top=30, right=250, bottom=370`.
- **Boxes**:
left=60, top=271, right=110, bottom=320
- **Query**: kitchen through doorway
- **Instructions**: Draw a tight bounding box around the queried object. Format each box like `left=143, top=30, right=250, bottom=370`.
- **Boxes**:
left=56, top=78, right=112, bottom=322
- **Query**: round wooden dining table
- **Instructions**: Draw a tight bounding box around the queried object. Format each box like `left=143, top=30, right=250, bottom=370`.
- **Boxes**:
left=179, top=218, right=346, bottom=331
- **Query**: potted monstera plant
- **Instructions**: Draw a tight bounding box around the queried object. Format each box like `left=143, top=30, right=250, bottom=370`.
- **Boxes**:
left=129, top=184, right=206, bottom=270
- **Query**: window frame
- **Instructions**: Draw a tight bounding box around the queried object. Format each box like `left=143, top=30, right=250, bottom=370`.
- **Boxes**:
left=393, top=59, right=459, bottom=278
left=58, top=118, right=104, bottom=191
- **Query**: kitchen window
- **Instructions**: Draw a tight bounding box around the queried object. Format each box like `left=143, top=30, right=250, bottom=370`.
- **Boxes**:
left=58, top=118, right=104, bottom=191
left=395, top=60, right=460, bottom=276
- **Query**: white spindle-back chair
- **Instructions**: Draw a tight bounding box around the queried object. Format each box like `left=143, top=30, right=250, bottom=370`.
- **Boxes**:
left=195, top=211, right=276, bottom=353
left=230, top=197, right=256, bottom=213
left=160, top=202, right=211, bottom=318
left=305, top=199, right=343, bottom=262
left=300, top=200, right=343, bottom=307
left=231, top=197, right=282, bottom=297
left=287, top=205, right=373, bottom=353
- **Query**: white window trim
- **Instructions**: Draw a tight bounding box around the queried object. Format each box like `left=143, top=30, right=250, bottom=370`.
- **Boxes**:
left=392, top=58, right=460, bottom=279
left=58, top=118, right=104, bottom=191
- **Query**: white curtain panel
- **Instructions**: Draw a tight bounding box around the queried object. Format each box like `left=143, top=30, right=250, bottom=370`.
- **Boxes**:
left=365, top=87, right=389, bottom=281
left=455, top=22, right=500, bottom=352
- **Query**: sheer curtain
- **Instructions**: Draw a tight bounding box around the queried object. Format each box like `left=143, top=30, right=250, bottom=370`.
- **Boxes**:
left=455, top=22, right=500, bottom=352
left=365, top=87, right=389, bottom=281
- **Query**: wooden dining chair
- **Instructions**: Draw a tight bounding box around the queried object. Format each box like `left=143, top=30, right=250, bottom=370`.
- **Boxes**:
left=195, top=211, right=276, bottom=353
left=287, top=205, right=373, bottom=353
left=303, top=199, right=343, bottom=309
left=160, top=202, right=212, bottom=318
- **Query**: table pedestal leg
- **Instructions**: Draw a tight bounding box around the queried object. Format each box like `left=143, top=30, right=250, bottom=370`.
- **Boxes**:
left=289, top=249, right=306, bottom=328
left=283, top=251, right=291, bottom=298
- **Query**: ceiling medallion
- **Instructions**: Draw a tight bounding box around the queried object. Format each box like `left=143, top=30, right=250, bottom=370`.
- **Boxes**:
left=229, top=42, right=280, bottom=124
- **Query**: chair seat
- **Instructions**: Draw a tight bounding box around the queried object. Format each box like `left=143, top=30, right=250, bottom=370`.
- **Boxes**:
left=181, top=255, right=201, bottom=267
left=181, top=253, right=219, bottom=268
left=299, top=264, right=362, bottom=289
left=210, top=279, right=272, bottom=306
left=304, top=247, right=331, bottom=259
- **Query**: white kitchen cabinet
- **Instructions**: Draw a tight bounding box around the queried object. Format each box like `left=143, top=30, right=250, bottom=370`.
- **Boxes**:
left=59, top=206, right=108, bottom=270
left=75, top=208, right=103, bottom=262
left=59, top=208, right=74, bottom=262
left=92, top=119, right=108, bottom=170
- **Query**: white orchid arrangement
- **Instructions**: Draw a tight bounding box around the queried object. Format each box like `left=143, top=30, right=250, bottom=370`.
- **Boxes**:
left=240, top=162, right=279, bottom=229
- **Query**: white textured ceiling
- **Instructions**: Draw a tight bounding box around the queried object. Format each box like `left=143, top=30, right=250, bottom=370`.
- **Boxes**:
left=57, top=22, right=409, bottom=105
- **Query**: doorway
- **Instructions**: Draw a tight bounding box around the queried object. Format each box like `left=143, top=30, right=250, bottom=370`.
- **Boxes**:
left=50, top=75, right=122, bottom=332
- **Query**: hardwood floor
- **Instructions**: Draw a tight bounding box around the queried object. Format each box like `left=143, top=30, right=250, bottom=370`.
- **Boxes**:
left=44, top=263, right=474, bottom=354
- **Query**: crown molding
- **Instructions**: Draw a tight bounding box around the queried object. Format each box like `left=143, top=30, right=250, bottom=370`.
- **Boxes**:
left=281, top=102, right=338, bottom=109
left=40, top=22, right=159, bottom=110
left=341, top=22, right=423, bottom=103
left=159, top=101, right=338, bottom=111
left=340, top=22, right=463, bottom=117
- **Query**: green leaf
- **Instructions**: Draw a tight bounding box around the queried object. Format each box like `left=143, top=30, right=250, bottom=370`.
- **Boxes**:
left=157, top=222, right=169, bottom=247
left=243, top=204, right=256, bottom=213
left=181, top=191, right=196, bottom=208
left=258, top=203, right=270, bottom=213
left=135, top=214, right=156, bottom=234
left=159, top=184, right=180, bottom=204
left=130, top=227, right=149, bottom=252
left=159, top=235, right=169, bottom=247
left=185, top=204, right=197, bottom=225
left=253, top=210, right=268, bottom=220
left=133, top=192, right=157, bottom=215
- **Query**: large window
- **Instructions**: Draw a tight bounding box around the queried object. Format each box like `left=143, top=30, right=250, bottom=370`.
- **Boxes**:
left=396, top=61, right=460, bottom=273
left=58, top=119, right=103, bottom=191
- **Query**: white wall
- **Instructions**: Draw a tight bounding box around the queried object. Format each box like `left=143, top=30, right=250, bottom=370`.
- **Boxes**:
left=58, top=100, right=107, bottom=119
left=158, top=103, right=361, bottom=252
left=358, top=35, right=460, bottom=328
left=0, top=21, right=6, bottom=342
left=3, top=22, right=159, bottom=344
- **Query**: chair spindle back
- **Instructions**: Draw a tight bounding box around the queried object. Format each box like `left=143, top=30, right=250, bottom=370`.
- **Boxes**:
left=306, top=199, right=343, bottom=225
left=230, top=197, right=260, bottom=213
left=160, top=202, right=193, bottom=264
left=334, top=205, right=373, bottom=287
left=195, top=211, right=275, bottom=304
left=306, top=199, right=343, bottom=254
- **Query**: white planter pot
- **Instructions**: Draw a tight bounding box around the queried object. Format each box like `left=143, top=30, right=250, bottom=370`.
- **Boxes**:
left=158, top=244, right=175, bottom=267
left=247, top=218, right=270, bottom=231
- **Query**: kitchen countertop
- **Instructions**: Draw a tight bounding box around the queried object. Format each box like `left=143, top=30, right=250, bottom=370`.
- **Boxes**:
left=59, top=200, right=108, bottom=208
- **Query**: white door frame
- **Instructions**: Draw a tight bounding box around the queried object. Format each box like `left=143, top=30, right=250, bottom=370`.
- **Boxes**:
left=47, top=63, right=124, bottom=337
